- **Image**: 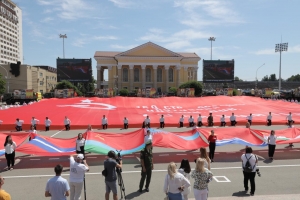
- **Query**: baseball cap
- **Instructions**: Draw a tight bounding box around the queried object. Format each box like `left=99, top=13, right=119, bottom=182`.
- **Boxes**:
left=77, top=154, right=84, bottom=159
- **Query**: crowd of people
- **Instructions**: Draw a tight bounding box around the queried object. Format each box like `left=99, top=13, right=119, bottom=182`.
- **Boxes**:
left=0, top=122, right=282, bottom=200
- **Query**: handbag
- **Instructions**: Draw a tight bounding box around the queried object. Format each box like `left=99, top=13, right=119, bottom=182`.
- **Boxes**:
left=102, top=168, right=107, bottom=177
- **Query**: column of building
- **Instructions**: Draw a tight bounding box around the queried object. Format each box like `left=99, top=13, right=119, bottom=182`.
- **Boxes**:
left=194, top=66, right=198, bottom=81
left=129, top=64, right=134, bottom=91
left=117, top=64, right=122, bottom=90
left=165, top=65, right=169, bottom=92
left=176, top=65, right=181, bottom=87
left=141, top=64, right=146, bottom=88
left=153, top=65, right=158, bottom=89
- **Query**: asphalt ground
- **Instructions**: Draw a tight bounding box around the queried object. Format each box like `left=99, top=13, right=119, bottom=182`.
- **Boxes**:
left=1, top=125, right=300, bottom=200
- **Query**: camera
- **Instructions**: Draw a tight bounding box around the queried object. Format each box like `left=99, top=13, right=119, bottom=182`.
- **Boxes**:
left=256, top=168, right=261, bottom=177
left=115, top=150, right=122, bottom=173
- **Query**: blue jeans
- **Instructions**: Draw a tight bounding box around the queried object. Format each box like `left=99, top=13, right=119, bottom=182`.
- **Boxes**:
left=168, top=192, right=183, bottom=200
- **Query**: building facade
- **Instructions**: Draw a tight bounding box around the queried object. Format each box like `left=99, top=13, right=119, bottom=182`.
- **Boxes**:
left=94, top=42, right=200, bottom=93
left=0, top=64, right=57, bottom=93
left=0, top=0, right=22, bottom=65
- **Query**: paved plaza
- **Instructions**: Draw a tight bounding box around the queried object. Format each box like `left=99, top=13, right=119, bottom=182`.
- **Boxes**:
left=1, top=125, right=300, bottom=200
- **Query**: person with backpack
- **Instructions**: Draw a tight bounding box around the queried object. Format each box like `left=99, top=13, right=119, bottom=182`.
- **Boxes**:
left=241, top=147, right=258, bottom=196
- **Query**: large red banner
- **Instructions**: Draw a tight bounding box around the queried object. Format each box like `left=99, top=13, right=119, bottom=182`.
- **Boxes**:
left=0, top=96, right=299, bottom=130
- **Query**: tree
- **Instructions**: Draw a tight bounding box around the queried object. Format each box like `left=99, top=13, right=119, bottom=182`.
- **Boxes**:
left=169, top=87, right=177, bottom=94
left=261, top=75, right=269, bottom=81
left=179, top=81, right=203, bottom=96
left=0, top=73, right=5, bottom=95
left=119, top=88, right=129, bottom=96
left=269, top=74, right=277, bottom=81
left=234, top=76, right=243, bottom=81
left=287, top=74, right=300, bottom=82
left=55, top=80, right=82, bottom=96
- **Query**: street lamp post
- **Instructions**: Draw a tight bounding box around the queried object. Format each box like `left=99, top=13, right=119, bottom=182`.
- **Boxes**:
left=255, top=63, right=265, bottom=89
left=0, top=65, right=10, bottom=93
left=208, top=37, right=216, bottom=60
left=59, top=34, right=67, bottom=58
left=275, top=42, right=288, bottom=91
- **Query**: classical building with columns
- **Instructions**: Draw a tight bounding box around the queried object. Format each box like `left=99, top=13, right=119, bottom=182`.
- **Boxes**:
left=94, top=42, right=200, bottom=93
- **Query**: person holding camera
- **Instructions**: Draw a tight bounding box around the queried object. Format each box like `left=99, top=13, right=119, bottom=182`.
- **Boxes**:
left=69, top=154, right=89, bottom=200
left=139, top=140, right=153, bottom=193
left=104, top=151, right=122, bottom=200
left=241, top=147, right=258, bottom=196
left=164, top=162, right=190, bottom=200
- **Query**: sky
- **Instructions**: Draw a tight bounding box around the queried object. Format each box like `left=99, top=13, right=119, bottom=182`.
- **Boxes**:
left=17, top=0, right=300, bottom=81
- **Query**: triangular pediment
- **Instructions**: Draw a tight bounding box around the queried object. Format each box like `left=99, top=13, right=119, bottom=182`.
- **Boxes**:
left=116, top=42, right=182, bottom=57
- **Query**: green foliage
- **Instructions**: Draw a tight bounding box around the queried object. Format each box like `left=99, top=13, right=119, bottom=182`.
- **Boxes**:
left=169, top=87, right=177, bottom=94
left=286, top=74, right=300, bottom=82
left=261, top=74, right=278, bottom=81
left=119, top=88, right=129, bottom=96
left=0, top=73, right=5, bottom=95
left=234, top=76, right=243, bottom=81
left=179, top=81, right=203, bottom=96
left=233, top=89, right=237, bottom=96
left=55, top=80, right=82, bottom=96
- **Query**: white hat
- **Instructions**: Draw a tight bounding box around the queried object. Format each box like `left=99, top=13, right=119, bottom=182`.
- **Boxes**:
left=77, top=154, right=84, bottom=159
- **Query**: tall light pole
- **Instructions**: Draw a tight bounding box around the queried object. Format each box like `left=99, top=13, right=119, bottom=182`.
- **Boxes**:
left=255, top=63, right=265, bottom=89
left=208, top=37, right=216, bottom=60
left=59, top=34, right=67, bottom=58
left=0, top=65, right=10, bottom=93
left=275, top=42, right=288, bottom=90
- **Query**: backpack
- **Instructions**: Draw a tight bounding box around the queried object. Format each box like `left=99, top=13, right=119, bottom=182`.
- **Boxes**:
left=243, top=155, right=253, bottom=173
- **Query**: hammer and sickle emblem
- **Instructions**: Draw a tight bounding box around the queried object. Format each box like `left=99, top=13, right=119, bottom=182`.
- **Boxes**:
left=95, top=134, right=105, bottom=141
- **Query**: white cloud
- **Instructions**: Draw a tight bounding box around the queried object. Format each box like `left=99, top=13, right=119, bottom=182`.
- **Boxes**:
left=110, top=44, right=138, bottom=50
left=164, top=41, right=191, bottom=50
left=109, top=0, right=134, bottom=8
left=185, top=46, right=233, bottom=60
left=40, top=17, right=54, bottom=23
left=174, top=0, right=244, bottom=28
left=93, top=36, right=118, bottom=40
left=253, top=45, right=300, bottom=55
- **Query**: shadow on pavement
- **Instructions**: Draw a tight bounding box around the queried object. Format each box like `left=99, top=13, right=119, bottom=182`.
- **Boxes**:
left=232, top=190, right=249, bottom=197
left=126, top=190, right=143, bottom=199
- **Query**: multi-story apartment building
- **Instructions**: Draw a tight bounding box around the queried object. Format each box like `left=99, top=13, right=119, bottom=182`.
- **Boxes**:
left=0, top=0, right=22, bottom=64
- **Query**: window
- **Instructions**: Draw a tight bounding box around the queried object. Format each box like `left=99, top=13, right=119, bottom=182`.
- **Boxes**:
left=169, top=68, right=174, bottom=82
left=146, top=68, right=151, bottom=82
left=157, top=68, right=162, bottom=82
left=122, top=68, right=128, bottom=82
left=39, top=81, right=43, bottom=86
left=123, top=87, right=127, bottom=89
left=135, top=87, right=139, bottom=89
left=39, top=72, right=43, bottom=77
left=134, top=68, right=139, bottom=82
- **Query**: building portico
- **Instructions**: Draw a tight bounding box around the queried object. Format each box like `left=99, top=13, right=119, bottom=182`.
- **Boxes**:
left=94, top=42, right=200, bottom=93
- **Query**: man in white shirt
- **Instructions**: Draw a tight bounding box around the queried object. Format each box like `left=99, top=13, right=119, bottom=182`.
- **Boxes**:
left=31, top=117, right=39, bottom=130
left=197, top=114, right=203, bottom=127
left=267, top=112, right=272, bottom=126
left=220, top=115, right=226, bottom=127
left=45, top=117, right=52, bottom=131
left=286, top=112, right=293, bottom=127
left=64, top=116, right=71, bottom=131
left=144, top=116, right=150, bottom=128
left=247, top=113, right=253, bottom=125
left=188, top=115, right=194, bottom=127
left=123, top=117, right=128, bottom=129
left=241, top=147, right=258, bottom=196
left=144, top=130, right=153, bottom=144
left=159, top=115, right=165, bottom=129
left=15, top=118, right=23, bottom=131
left=230, top=113, right=237, bottom=126
left=69, top=154, right=89, bottom=200
left=179, top=115, right=184, bottom=128
left=45, top=164, right=70, bottom=200
left=102, top=115, right=108, bottom=130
